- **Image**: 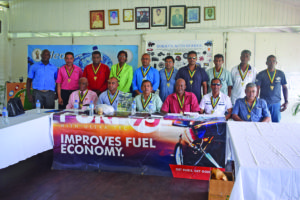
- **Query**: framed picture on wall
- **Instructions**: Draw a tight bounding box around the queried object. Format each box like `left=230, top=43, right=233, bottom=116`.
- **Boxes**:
left=123, top=9, right=134, bottom=22
left=135, top=7, right=150, bottom=29
left=90, top=10, right=105, bottom=29
left=108, top=9, right=119, bottom=25
left=186, top=7, right=200, bottom=23
left=151, top=7, right=167, bottom=27
left=169, top=5, right=186, bottom=29
left=204, top=7, right=216, bottom=21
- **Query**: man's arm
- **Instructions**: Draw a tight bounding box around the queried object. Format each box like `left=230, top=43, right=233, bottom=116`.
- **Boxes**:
left=225, top=108, right=232, bottom=121
left=232, top=114, right=244, bottom=121
left=57, top=83, right=63, bottom=105
left=261, top=116, right=271, bottom=122
left=228, top=86, right=232, bottom=97
left=202, top=82, right=207, bottom=95
left=280, top=85, right=288, bottom=112
left=256, top=85, right=260, bottom=98
left=199, top=109, right=204, bottom=114
left=26, top=78, right=34, bottom=103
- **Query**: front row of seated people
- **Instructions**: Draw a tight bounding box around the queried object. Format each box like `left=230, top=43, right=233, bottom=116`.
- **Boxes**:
left=68, top=76, right=271, bottom=122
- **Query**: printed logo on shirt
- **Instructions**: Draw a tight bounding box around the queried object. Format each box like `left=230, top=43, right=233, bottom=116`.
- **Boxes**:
left=275, top=77, right=281, bottom=82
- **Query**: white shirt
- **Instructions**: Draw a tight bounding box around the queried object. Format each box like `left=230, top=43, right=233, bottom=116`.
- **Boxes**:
left=231, top=65, right=257, bottom=104
left=199, top=92, right=232, bottom=115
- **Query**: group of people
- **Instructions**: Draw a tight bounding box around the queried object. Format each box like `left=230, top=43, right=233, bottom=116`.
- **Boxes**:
left=26, top=49, right=288, bottom=123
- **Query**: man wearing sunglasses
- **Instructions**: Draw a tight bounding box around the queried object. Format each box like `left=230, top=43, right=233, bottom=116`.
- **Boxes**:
left=199, top=78, right=232, bottom=120
left=175, top=51, right=209, bottom=103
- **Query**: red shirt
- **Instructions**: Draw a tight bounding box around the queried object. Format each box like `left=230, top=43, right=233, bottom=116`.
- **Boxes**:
left=161, top=92, right=200, bottom=113
left=83, top=63, right=110, bottom=92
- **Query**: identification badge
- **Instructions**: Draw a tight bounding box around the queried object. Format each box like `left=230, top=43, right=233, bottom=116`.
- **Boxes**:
left=247, top=114, right=250, bottom=119
left=94, top=76, right=97, bottom=81
left=167, top=83, right=170, bottom=87
left=68, top=79, right=71, bottom=83
left=190, top=80, right=193, bottom=85
left=270, top=86, right=274, bottom=90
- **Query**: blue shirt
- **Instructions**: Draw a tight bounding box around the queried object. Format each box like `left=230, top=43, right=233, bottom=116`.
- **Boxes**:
left=132, top=66, right=160, bottom=93
left=97, top=90, right=123, bottom=111
left=175, top=65, right=209, bottom=103
left=28, top=62, right=58, bottom=91
left=255, top=69, right=287, bottom=104
left=232, top=97, right=270, bottom=122
left=159, top=68, right=178, bottom=102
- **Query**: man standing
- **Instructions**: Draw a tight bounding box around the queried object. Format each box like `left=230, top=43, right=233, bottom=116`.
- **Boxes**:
left=109, top=50, right=133, bottom=93
left=206, top=54, right=232, bottom=96
left=199, top=78, right=232, bottom=120
left=83, top=51, right=110, bottom=96
left=232, top=83, right=270, bottom=122
left=159, top=56, right=178, bottom=102
left=256, top=55, right=288, bottom=122
left=26, top=49, right=57, bottom=109
left=175, top=51, right=209, bottom=103
left=161, top=79, right=200, bottom=114
left=134, top=80, right=162, bottom=112
left=132, top=53, right=160, bottom=96
left=98, top=77, right=123, bottom=111
left=66, top=77, right=98, bottom=110
left=231, top=50, right=257, bottom=104
left=56, top=52, right=82, bottom=109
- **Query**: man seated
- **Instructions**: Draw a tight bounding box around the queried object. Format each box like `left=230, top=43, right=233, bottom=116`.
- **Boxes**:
left=199, top=78, right=232, bottom=120
left=161, top=78, right=200, bottom=114
left=97, top=77, right=123, bottom=111
left=66, top=77, right=98, bottom=110
left=134, top=80, right=162, bottom=112
left=232, top=83, right=271, bottom=122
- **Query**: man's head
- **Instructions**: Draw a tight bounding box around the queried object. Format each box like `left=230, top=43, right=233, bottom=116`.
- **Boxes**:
left=108, top=77, right=119, bottom=93
left=65, top=52, right=74, bottom=66
left=118, top=50, right=127, bottom=63
left=240, top=50, right=251, bottom=65
left=187, top=51, right=197, bottom=65
left=211, top=78, right=222, bottom=95
left=92, top=51, right=101, bottom=65
left=156, top=9, right=161, bottom=16
left=266, top=55, right=277, bottom=69
left=245, top=83, right=257, bottom=101
left=175, top=78, right=186, bottom=96
left=175, top=9, right=180, bottom=15
left=140, top=11, right=143, bottom=16
left=207, top=8, right=213, bottom=17
left=111, top=11, right=116, bottom=18
left=41, top=49, right=50, bottom=63
left=213, top=54, right=224, bottom=68
left=141, top=53, right=151, bottom=67
left=79, top=77, right=88, bottom=91
left=141, top=80, right=153, bottom=95
left=165, top=56, right=175, bottom=70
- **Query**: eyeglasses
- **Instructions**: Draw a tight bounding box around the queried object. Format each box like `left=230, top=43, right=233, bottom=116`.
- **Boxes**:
left=211, top=83, right=221, bottom=86
left=188, top=57, right=197, bottom=60
left=165, top=61, right=173, bottom=63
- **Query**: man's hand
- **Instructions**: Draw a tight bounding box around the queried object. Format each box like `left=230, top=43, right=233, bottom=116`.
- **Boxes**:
left=280, top=102, right=288, bottom=112
left=95, top=90, right=101, bottom=96
left=58, top=97, right=64, bottom=105
left=28, top=94, right=34, bottom=103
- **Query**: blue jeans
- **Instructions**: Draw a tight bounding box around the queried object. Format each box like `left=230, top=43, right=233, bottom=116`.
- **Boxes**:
left=267, top=102, right=281, bottom=123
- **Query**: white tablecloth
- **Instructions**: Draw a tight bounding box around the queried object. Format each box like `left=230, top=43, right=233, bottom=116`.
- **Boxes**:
left=0, top=110, right=53, bottom=169
left=227, top=121, right=300, bottom=200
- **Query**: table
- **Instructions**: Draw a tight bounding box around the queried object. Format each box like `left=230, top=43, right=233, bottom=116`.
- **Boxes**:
left=0, top=110, right=53, bottom=169
left=227, top=121, right=300, bottom=200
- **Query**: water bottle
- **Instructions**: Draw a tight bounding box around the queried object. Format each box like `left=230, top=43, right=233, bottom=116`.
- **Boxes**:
left=74, top=100, right=79, bottom=115
left=148, top=100, right=154, bottom=114
left=2, top=107, right=9, bottom=124
left=36, top=100, right=41, bottom=113
left=131, top=100, right=136, bottom=115
left=89, top=101, right=94, bottom=116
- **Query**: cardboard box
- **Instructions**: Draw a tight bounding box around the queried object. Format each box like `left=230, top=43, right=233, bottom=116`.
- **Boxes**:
left=208, top=171, right=234, bottom=200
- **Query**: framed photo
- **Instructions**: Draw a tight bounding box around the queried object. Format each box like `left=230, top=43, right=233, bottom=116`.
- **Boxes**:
left=186, top=7, right=200, bottom=23
left=151, top=7, right=167, bottom=27
left=90, top=10, right=105, bottom=29
left=169, top=5, right=186, bottom=29
left=204, top=6, right=216, bottom=21
left=108, top=9, right=119, bottom=25
left=135, top=7, right=150, bottom=29
left=123, top=9, right=134, bottom=22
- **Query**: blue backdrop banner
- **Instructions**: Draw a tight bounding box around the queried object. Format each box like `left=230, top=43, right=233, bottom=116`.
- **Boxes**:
left=27, top=45, right=139, bottom=73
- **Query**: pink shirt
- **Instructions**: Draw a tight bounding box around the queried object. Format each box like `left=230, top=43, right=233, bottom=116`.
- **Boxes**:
left=66, top=90, right=98, bottom=110
left=161, top=91, right=200, bottom=113
left=56, top=65, right=83, bottom=90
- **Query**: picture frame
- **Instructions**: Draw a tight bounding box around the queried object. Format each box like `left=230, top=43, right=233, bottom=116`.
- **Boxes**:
left=135, top=7, right=150, bottom=29
left=169, top=5, right=186, bottom=29
left=108, top=9, right=119, bottom=25
left=151, top=6, right=167, bottom=27
left=123, top=9, right=134, bottom=22
left=204, top=6, right=216, bottom=21
left=90, top=10, right=105, bottom=29
left=186, top=7, right=200, bottom=23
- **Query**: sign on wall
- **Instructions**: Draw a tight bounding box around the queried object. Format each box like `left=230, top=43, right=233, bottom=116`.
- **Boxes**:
left=146, top=40, right=213, bottom=70
left=28, top=45, right=139, bottom=73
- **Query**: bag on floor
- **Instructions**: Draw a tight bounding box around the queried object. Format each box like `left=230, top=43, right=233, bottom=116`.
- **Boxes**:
left=7, top=97, right=25, bottom=116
